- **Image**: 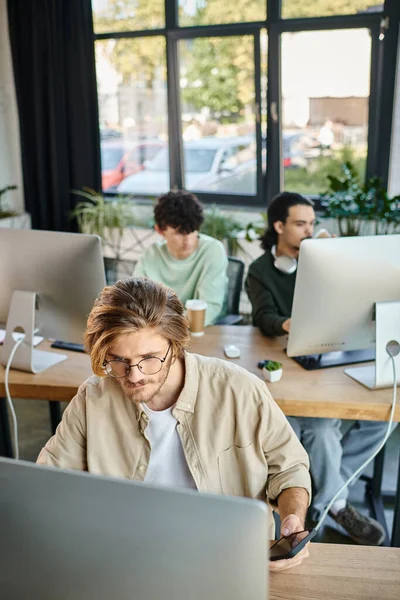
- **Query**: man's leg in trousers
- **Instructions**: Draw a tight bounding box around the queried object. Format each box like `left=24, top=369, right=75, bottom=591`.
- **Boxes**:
left=295, top=417, right=347, bottom=520
left=340, top=420, right=398, bottom=482
left=287, top=416, right=301, bottom=439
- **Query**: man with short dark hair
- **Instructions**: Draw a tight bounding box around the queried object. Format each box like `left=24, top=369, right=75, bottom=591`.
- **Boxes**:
left=245, top=192, right=314, bottom=336
left=135, top=190, right=228, bottom=326
left=245, top=192, right=387, bottom=547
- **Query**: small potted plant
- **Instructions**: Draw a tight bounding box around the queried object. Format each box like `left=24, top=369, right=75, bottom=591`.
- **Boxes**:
left=262, top=360, right=283, bottom=383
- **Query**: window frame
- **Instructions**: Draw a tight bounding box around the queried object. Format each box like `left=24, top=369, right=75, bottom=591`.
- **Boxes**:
left=92, top=0, right=397, bottom=211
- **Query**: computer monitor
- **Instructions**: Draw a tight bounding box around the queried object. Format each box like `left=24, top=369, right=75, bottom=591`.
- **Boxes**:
left=0, top=229, right=106, bottom=373
left=0, top=457, right=268, bottom=600
left=287, top=234, right=400, bottom=389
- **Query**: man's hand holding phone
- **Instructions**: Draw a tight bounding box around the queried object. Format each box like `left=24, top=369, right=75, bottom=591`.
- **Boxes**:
left=269, top=514, right=315, bottom=572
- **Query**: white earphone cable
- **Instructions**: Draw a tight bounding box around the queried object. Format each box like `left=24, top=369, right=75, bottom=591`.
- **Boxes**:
left=4, top=337, right=24, bottom=460
left=315, top=348, right=397, bottom=531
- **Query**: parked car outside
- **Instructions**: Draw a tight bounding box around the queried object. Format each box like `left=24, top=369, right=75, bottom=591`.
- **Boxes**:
left=100, top=127, right=122, bottom=140
left=283, top=132, right=324, bottom=168
left=115, top=133, right=323, bottom=197
left=117, top=136, right=256, bottom=196
left=101, top=140, right=165, bottom=191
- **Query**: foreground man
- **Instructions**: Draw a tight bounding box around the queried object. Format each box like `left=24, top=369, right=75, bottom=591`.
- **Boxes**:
left=38, top=277, right=312, bottom=571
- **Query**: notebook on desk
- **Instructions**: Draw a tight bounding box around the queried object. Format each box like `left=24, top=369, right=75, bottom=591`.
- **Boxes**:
left=0, top=458, right=268, bottom=600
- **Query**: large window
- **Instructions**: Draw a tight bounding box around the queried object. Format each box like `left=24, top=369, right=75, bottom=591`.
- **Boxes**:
left=92, top=0, right=390, bottom=207
left=179, top=36, right=257, bottom=195
left=282, top=1, right=383, bottom=19
left=178, top=0, right=266, bottom=27
left=282, top=29, right=371, bottom=195
left=95, top=37, right=168, bottom=194
left=92, top=0, right=165, bottom=32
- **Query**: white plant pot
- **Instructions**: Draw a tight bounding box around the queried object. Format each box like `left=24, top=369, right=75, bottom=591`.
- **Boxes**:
left=263, top=368, right=283, bottom=383
left=0, top=213, right=31, bottom=229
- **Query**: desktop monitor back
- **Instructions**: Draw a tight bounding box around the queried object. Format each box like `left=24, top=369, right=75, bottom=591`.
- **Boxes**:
left=0, top=458, right=268, bottom=600
left=0, top=229, right=106, bottom=343
left=287, top=234, right=400, bottom=359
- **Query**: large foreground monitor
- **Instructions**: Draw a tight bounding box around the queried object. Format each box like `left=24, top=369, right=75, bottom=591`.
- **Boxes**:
left=0, top=229, right=106, bottom=373
left=0, top=458, right=268, bottom=600
left=287, top=234, right=400, bottom=389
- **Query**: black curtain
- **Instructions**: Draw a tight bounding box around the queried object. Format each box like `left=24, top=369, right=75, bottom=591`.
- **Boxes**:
left=7, top=0, right=101, bottom=231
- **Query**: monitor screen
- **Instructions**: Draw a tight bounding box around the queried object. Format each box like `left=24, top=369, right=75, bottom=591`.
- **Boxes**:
left=0, top=229, right=106, bottom=344
left=287, top=234, right=400, bottom=358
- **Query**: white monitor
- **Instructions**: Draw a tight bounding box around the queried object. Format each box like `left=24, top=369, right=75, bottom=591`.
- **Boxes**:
left=0, top=229, right=106, bottom=373
left=287, top=234, right=400, bottom=389
left=0, top=457, right=268, bottom=600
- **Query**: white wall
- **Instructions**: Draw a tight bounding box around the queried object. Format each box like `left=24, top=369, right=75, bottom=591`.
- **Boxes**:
left=0, top=0, right=24, bottom=213
left=388, top=25, right=400, bottom=197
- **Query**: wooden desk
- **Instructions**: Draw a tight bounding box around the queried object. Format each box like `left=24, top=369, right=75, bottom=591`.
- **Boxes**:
left=1, top=326, right=397, bottom=421
left=270, top=543, right=400, bottom=600
left=188, top=326, right=398, bottom=422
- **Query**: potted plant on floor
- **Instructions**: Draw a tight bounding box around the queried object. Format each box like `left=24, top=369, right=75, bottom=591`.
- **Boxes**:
left=322, top=162, right=400, bottom=236
left=0, top=185, right=30, bottom=229
left=70, top=188, right=147, bottom=283
left=200, top=204, right=243, bottom=255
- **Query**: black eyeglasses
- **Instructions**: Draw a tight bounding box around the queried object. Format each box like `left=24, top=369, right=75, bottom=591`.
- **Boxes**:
left=104, top=344, right=171, bottom=378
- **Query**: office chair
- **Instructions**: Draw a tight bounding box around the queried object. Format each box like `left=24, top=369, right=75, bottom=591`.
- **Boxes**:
left=215, top=256, right=245, bottom=325
left=105, top=256, right=245, bottom=325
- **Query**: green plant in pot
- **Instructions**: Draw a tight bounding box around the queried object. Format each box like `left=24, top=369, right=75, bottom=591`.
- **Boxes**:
left=262, top=360, right=283, bottom=383
left=200, top=204, right=243, bottom=255
left=365, top=176, right=400, bottom=235
left=0, top=185, right=18, bottom=218
left=242, top=212, right=268, bottom=242
left=70, top=188, right=138, bottom=282
left=322, top=162, right=400, bottom=236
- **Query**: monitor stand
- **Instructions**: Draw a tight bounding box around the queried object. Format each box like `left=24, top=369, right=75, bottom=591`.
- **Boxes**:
left=1, top=290, right=67, bottom=374
left=291, top=348, right=375, bottom=371
left=345, top=301, right=400, bottom=390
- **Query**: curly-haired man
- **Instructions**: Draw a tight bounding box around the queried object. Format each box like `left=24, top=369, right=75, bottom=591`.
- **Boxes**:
left=135, top=190, right=228, bottom=325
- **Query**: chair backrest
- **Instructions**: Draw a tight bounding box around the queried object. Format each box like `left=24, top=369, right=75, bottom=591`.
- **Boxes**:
left=105, top=256, right=245, bottom=316
left=225, top=256, right=245, bottom=315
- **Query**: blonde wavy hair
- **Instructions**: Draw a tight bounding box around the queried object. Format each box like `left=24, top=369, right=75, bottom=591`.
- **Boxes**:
left=84, top=277, right=190, bottom=376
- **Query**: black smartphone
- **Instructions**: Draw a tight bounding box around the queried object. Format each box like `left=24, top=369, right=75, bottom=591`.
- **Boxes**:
left=269, top=528, right=316, bottom=561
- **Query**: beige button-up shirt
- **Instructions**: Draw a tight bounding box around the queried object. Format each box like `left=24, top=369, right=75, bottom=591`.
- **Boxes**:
left=37, top=352, right=311, bottom=538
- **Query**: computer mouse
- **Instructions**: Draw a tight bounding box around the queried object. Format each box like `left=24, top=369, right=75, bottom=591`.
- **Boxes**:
left=224, top=344, right=241, bottom=359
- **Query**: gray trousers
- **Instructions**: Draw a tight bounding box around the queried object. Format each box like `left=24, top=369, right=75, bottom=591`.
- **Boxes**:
left=288, top=417, right=396, bottom=520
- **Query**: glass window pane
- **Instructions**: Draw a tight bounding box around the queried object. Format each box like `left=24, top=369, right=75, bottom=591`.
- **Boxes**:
left=282, top=29, right=371, bottom=195
left=95, top=38, right=168, bottom=194
left=179, top=36, right=257, bottom=195
left=282, top=1, right=383, bottom=19
left=261, top=30, right=268, bottom=174
left=92, top=0, right=165, bottom=34
left=178, top=0, right=266, bottom=27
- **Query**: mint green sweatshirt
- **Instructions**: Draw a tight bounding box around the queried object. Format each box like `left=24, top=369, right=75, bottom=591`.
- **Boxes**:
left=134, top=233, right=228, bottom=326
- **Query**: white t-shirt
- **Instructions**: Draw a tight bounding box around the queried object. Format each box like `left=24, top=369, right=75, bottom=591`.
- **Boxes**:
left=141, top=403, right=197, bottom=490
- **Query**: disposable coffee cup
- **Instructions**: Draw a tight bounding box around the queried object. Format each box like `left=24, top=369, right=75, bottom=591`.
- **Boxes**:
left=185, top=299, right=207, bottom=337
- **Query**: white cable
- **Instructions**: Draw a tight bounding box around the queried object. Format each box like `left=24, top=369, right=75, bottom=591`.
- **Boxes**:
left=4, top=337, right=24, bottom=460
left=315, top=348, right=398, bottom=531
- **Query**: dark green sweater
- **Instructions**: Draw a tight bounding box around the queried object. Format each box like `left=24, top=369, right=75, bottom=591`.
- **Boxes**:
left=245, top=249, right=296, bottom=336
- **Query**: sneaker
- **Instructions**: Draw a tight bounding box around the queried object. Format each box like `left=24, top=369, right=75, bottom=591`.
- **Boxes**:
left=329, top=504, right=386, bottom=546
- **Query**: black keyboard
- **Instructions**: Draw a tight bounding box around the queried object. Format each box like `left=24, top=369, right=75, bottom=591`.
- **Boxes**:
left=290, top=348, right=375, bottom=370
left=51, top=340, right=85, bottom=353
